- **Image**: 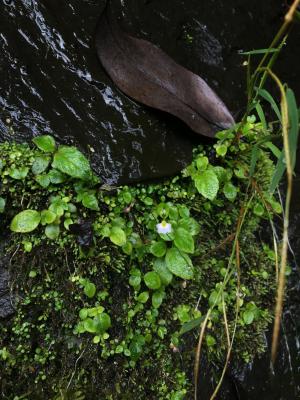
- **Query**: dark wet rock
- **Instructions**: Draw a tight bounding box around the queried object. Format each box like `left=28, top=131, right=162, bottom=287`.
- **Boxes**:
left=69, top=220, right=94, bottom=247
left=0, top=262, right=14, bottom=319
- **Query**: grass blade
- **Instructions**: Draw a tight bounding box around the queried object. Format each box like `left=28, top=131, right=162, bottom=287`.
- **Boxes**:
left=179, top=317, right=204, bottom=336
left=250, top=145, right=259, bottom=177
left=257, top=88, right=282, bottom=122
left=240, top=48, right=279, bottom=55
left=255, top=101, right=267, bottom=129
left=269, top=87, right=299, bottom=192
left=264, top=141, right=281, bottom=158
left=286, top=88, right=299, bottom=169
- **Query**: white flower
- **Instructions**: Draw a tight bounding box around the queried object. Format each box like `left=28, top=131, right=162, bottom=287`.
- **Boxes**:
left=156, top=220, right=172, bottom=234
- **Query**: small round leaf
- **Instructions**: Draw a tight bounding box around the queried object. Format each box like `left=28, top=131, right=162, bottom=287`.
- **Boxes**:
left=144, top=271, right=161, bottom=290
left=10, top=210, right=41, bottom=233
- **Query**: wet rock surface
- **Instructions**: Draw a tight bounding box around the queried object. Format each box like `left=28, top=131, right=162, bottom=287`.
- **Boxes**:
left=0, top=256, right=14, bottom=319
left=0, top=0, right=299, bottom=184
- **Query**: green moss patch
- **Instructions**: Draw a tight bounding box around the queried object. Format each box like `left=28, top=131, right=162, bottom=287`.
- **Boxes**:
left=0, top=120, right=281, bottom=399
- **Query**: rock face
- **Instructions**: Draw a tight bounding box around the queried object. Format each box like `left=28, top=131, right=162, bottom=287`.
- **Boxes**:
left=0, top=257, right=14, bottom=319
left=95, top=2, right=235, bottom=138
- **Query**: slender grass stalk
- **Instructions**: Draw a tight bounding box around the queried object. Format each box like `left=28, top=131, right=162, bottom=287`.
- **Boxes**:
left=244, top=0, right=300, bottom=120
left=194, top=195, right=254, bottom=399
left=260, top=69, right=293, bottom=364
left=209, top=239, right=241, bottom=400
left=194, top=2, right=298, bottom=397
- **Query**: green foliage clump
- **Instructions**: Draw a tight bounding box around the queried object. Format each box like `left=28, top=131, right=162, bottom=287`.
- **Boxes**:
left=0, top=121, right=281, bottom=399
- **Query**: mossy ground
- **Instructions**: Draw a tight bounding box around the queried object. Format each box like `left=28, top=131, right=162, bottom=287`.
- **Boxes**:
left=0, top=125, right=279, bottom=399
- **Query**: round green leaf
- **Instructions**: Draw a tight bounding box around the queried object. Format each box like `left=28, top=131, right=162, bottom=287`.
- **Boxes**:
left=122, top=191, right=132, bottom=204
left=41, top=210, right=57, bottom=225
left=196, top=156, right=208, bottom=171
left=35, top=174, right=50, bottom=188
left=215, top=144, right=227, bottom=157
left=165, top=248, right=194, bottom=280
left=84, top=282, right=96, bottom=298
left=243, top=310, right=255, bottom=325
left=45, top=224, right=60, bottom=239
left=174, top=227, right=194, bottom=254
left=10, top=210, right=41, bottom=233
left=223, top=182, right=237, bottom=201
left=253, top=203, right=264, bottom=216
left=176, top=305, right=190, bottom=323
left=144, top=271, right=161, bottom=290
left=150, top=241, right=167, bottom=257
left=206, top=335, right=216, bottom=346
left=28, top=270, right=36, bottom=278
left=194, top=170, right=219, bottom=200
left=153, top=258, right=173, bottom=285
left=137, top=291, right=149, bottom=303
left=122, top=242, right=133, bottom=255
left=82, top=193, right=99, bottom=211
left=0, top=197, right=6, bottom=213
left=83, top=318, right=97, bottom=333
left=152, top=290, right=165, bottom=308
left=9, top=167, right=29, bottom=180
left=177, top=218, right=200, bottom=236
left=143, top=197, right=153, bottom=206
left=31, top=156, right=50, bottom=175
left=129, top=275, right=141, bottom=288
left=109, top=226, right=126, bottom=246
left=79, top=308, right=88, bottom=320
left=94, top=313, right=111, bottom=334
left=33, top=135, right=56, bottom=152
left=52, top=146, right=92, bottom=180
left=48, top=169, right=67, bottom=184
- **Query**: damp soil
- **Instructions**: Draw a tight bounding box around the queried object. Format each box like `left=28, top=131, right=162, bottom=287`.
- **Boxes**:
left=0, top=0, right=300, bottom=399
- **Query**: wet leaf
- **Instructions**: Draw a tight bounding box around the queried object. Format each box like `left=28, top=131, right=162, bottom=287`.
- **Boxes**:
left=41, top=210, right=57, bottom=225
left=137, top=291, right=149, bottom=303
left=177, top=218, right=200, bottom=236
left=179, top=317, right=204, bottom=336
left=194, top=170, right=219, bottom=200
left=52, top=146, right=93, bottom=180
left=48, top=169, right=67, bottom=184
left=84, top=282, right=96, bottom=298
left=35, top=174, right=50, bottom=188
left=153, top=258, right=173, bottom=285
left=243, top=310, right=255, bottom=325
left=150, top=241, right=167, bottom=257
left=0, top=197, right=6, bottom=213
left=129, top=275, right=141, bottom=288
left=94, top=313, right=111, bottom=334
left=45, top=224, right=60, bottom=239
left=206, top=335, right=216, bottom=346
left=223, top=182, right=237, bottom=201
left=196, top=156, right=208, bottom=171
left=174, top=227, right=194, bottom=254
left=83, top=318, right=97, bottom=333
left=10, top=210, right=41, bottom=233
left=95, top=4, right=234, bottom=138
left=31, top=155, right=50, bottom=175
left=32, top=135, right=56, bottom=153
left=9, top=167, right=29, bottom=180
left=109, top=226, right=126, bottom=246
left=82, top=193, right=99, bottom=211
left=144, top=271, right=161, bottom=290
left=165, top=248, right=194, bottom=280
left=152, top=290, right=165, bottom=309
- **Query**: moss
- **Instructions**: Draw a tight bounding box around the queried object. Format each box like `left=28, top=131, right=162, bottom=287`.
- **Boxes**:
left=0, top=121, right=280, bottom=399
